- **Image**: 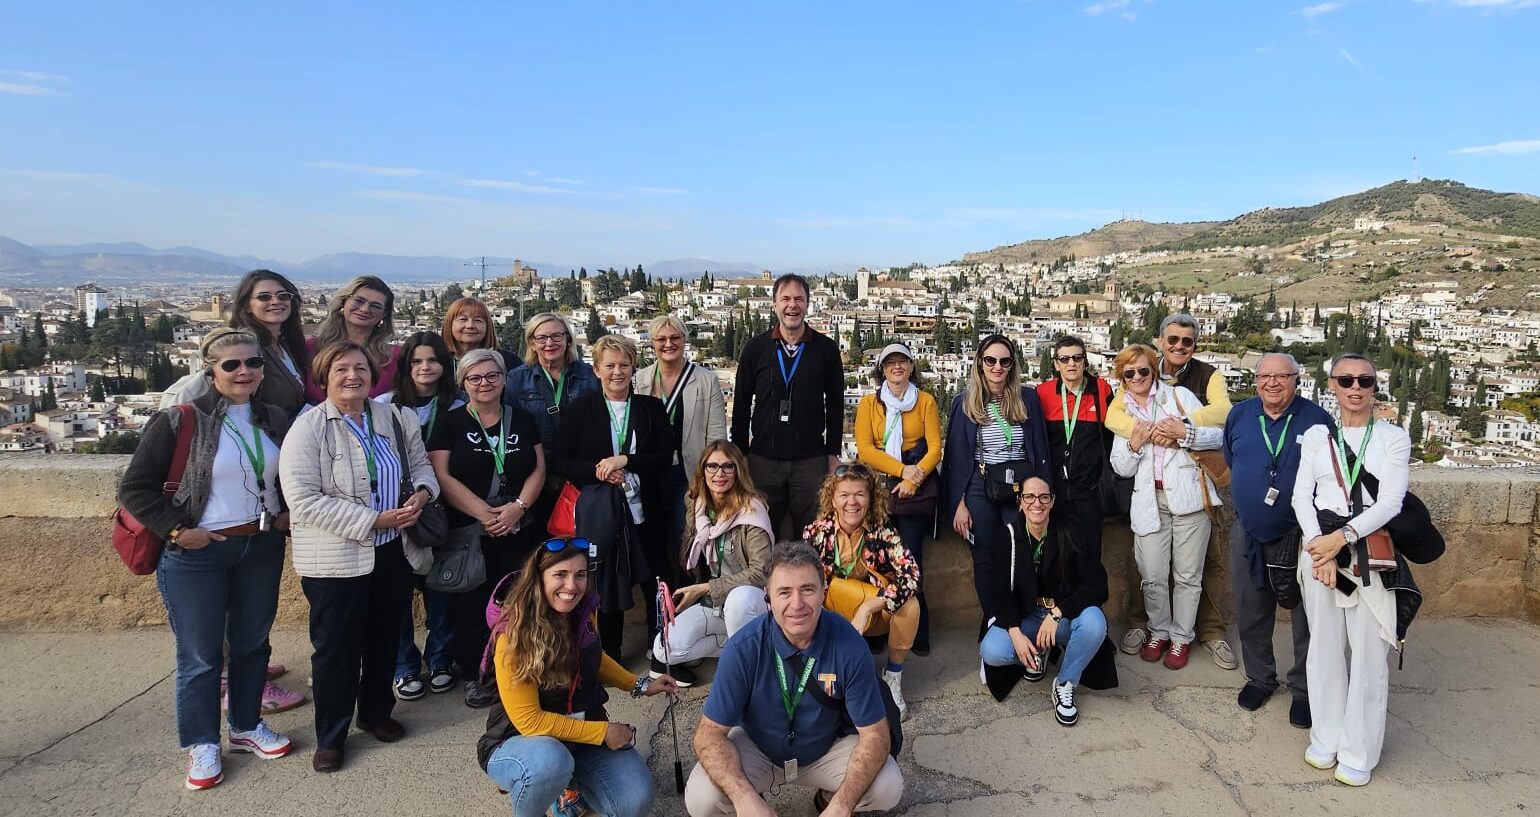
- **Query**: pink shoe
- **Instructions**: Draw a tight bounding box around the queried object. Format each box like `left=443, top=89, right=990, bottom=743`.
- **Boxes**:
left=260, top=681, right=306, bottom=714
left=266, top=662, right=287, bottom=681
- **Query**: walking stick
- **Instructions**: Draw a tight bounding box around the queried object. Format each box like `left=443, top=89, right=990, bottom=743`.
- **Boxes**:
left=656, top=578, right=685, bottom=794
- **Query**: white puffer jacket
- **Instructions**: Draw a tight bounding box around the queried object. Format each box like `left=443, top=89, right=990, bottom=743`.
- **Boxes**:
left=1109, top=383, right=1223, bottom=536
left=279, top=400, right=439, bottom=578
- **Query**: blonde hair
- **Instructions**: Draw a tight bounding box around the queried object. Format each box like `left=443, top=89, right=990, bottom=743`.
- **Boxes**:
left=314, top=276, right=395, bottom=367
left=442, top=297, right=498, bottom=357
left=963, top=334, right=1026, bottom=425
left=522, top=313, right=577, bottom=367
left=647, top=314, right=688, bottom=341
left=590, top=334, right=638, bottom=368
left=815, top=464, right=889, bottom=532
left=200, top=328, right=261, bottom=368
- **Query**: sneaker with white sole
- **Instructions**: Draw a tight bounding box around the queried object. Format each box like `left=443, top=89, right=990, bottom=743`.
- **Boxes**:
left=185, top=743, right=223, bottom=791
left=1205, top=639, right=1239, bottom=670
left=1119, top=628, right=1148, bottom=655
left=427, top=666, right=456, bottom=694
left=1334, top=763, right=1371, bottom=787
left=229, top=720, right=294, bottom=760
left=1304, top=744, right=1337, bottom=770
left=1052, top=679, right=1078, bottom=727
left=394, top=674, right=426, bottom=701
left=979, top=659, right=988, bottom=686
left=881, top=668, right=909, bottom=722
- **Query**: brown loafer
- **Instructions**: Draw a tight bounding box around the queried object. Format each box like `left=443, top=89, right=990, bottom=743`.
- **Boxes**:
left=356, top=717, right=406, bottom=743
left=312, top=747, right=344, bottom=773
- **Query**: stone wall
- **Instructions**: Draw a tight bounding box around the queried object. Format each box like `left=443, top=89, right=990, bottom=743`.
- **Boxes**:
left=1, top=452, right=1535, bottom=630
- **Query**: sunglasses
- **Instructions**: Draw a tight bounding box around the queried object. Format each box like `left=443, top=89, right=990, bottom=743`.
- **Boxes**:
left=980, top=355, right=1014, bottom=369
left=1021, top=493, right=1054, bottom=505
left=218, top=357, right=266, bottom=372
left=463, top=372, right=503, bottom=386
left=832, top=463, right=873, bottom=478
left=1332, top=374, right=1376, bottom=390
left=1165, top=336, right=1196, bottom=348
left=252, top=291, right=294, bottom=303
left=702, top=461, right=737, bottom=474
left=1122, top=366, right=1153, bottom=380
left=1054, top=353, right=1087, bottom=364
left=543, top=537, right=592, bottom=553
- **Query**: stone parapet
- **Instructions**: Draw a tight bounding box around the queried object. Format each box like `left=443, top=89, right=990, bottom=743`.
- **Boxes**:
left=1, top=453, right=1535, bottom=630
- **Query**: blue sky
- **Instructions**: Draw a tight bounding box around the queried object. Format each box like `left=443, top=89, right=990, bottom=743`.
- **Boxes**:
left=2, top=0, right=1539, bottom=271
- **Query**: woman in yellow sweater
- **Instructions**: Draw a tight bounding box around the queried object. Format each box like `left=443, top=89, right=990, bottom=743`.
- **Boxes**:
left=476, top=538, right=679, bottom=816
left=854, top=342, right=942, bottom=655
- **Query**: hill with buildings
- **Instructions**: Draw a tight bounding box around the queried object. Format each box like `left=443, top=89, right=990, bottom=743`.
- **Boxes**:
left=960, top=219, right=1210, bottom=267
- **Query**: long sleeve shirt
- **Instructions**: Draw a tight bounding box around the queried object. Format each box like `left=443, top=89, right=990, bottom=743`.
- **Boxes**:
left=730, top=327, right=844, bottom=460
left=853, top=390, right=943, bottom=483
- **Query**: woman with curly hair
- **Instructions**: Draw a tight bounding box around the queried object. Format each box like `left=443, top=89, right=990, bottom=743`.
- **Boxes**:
left=477, top=540, right=678, bottom=817
left=801, top=462, right=921, bottom=720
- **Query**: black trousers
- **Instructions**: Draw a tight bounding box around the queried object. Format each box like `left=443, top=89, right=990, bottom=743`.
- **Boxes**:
left=448, top=533, right=536, bottom=682
left=748, top=453, right=829, bottom=540
left=302, top=538, right=414, bottom=750
left=1230, top=523, right=1309, bottom=699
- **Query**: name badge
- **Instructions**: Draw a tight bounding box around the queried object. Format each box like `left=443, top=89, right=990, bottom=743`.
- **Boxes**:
left=1264, top=487, right=1280, bottom=506
left=778, top=397, right=792, bottom=423
left=784, top=758, right=798, bottom=782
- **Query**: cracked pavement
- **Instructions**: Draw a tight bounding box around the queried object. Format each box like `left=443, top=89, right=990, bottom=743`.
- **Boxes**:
left=1, top=618, right=1536, bottom=816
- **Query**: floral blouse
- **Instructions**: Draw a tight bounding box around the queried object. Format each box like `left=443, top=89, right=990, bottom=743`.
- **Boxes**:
left=801, top=517, right=921, bottom=614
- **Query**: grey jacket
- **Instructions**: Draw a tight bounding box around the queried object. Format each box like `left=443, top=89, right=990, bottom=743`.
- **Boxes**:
left=680, top=510, right=773, bottom=609
left=635, top=361, right=728, bottom=475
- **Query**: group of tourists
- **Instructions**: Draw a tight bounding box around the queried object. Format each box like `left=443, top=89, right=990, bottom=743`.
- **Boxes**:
left=120, top=268, right=1420, bottom=812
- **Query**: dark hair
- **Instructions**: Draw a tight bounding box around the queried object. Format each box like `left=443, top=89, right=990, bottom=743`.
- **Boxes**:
left=311, top=340, right=379, bottom=391
left=772, top=273, right=810, bottom=300
left=230, top=269, right=309, bottom=375
left=764, top=541, right=825, bottom=589
left=1053, top=334, right=1087, bottom=355
left=393, top=331, right=459, bottom=411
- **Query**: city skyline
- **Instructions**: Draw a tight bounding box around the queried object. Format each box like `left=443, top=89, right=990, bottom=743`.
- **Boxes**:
left=2, top=1, right=1539, bottom=269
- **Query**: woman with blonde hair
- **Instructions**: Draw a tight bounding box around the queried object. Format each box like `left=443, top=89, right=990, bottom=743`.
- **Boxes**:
left=1108, top=343, right=1222, bottom=672
left=441, top=296, right=522, bottom=373
left=478, top=540, right=677, bottom=817
left=504, top=312, right=600, bottom=529
left=649, top=440, right=772, bottom=686
left=802, top=462, right=921, bottom=719
left=304, top=276, right=401, bottom=404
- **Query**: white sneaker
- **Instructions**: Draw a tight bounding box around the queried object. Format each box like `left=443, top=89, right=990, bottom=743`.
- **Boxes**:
left=881, top=668, right=908, bottom=721
left=1052, top=679, right=1079, bottom=727
left=1119, top=628, right=1148, bottom=655
left=1304, top=744, right=1337, bottom=770
left=979, top=659, right=988, bottom=685
left=229, top=720, right=294, bottom=760
left=185, top=743, right=223, bottom=791
left=1334, top=763, right=1371, bottom=787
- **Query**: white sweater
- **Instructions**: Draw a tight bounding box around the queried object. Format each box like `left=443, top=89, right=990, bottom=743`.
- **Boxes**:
left=1109, top=383, right=1223, bottom=535
left=279, top=400, right=439, bottom=578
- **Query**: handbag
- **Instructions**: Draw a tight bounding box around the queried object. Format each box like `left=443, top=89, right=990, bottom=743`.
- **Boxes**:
left=1171, top=394, right=1231, bottom=490
left=388, top=411, right=447, bottom=571
left=1327, top=442, right=1396, bottom=575
left=111, top=404, right=196, bottom=575
left=1093, top=380, right=1133, bottom=519
left=547, top=481, right=581, bottom=538
left=980, top=460, right=1030, bottom=505
left=888, top=438, right=938, bottom=518
left=426, top=523, right=487, bottom=593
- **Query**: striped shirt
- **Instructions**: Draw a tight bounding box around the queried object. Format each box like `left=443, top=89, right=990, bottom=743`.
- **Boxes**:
left=976, top=400, right=1027, bottom=465
left=342, top=410, right=405, bottom=548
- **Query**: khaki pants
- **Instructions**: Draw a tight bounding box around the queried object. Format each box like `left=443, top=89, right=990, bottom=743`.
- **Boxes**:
left=684, top=728, right=903, bottom=815
left=825, top=576, right=920, bottom=657
left=1126, top=501, right=1231, bottom=642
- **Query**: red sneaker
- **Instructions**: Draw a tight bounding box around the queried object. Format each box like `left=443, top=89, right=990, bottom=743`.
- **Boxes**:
left=1164, top=641, right=1191, bottom=670
left=1139, top=636, right=1172, bottom=663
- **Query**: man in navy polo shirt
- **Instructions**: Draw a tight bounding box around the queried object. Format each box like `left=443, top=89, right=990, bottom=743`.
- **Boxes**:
left=1223, top=352, right=1333, bottom=727
left=685, top=542, right=903, bottom=816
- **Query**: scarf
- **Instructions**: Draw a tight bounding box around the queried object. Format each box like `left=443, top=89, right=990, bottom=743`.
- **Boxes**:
left=686, top=496, right=774, bottom=571
left=878, top=382, right=918, bottom=461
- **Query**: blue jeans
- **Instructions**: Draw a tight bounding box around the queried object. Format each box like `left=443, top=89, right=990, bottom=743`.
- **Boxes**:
left=396, top=577, right=453, bottom=679
left=156, top=530, right=286, bottom=747
left=485, top=735, right=654, bottom=817
left=980, top=605, right=1108, bottom=686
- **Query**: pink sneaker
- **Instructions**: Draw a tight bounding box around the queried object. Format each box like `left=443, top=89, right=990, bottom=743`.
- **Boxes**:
left=260, top=681, right=306, bottom=714
left=266, top=662, right=287, bottom=681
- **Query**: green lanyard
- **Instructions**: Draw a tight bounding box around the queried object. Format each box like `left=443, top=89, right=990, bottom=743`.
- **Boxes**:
left=606, top=397, right=632, bottom=454
left=1060, top=381, right=1086, bottom=445
left=1026, top=528, right=1045, bottom=568
left=220, top=415, right=268, bottom=492
left=542, top=366, right=567, bottom=408
left=1335, top=420, right=1375, bottom=494
left=1257, top=413, right=1293, bottom=470
left=468, top=405, right=509, bottom=475
left=345, top=404, right=379, bottom=491
left=832, top=531, right=861, bottom=578
left=881, top=405, right=903, bottom=449
left=987, top=401, right=1014, bottom=447
left=773, top=652, right=818, bottom=725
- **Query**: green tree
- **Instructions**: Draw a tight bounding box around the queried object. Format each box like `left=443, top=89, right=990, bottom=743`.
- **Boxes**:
left=89, top=378, right=106, bottom=402
left=586, top=308, right=606, bottom=342
left=41, top=380, right=58, bottom=411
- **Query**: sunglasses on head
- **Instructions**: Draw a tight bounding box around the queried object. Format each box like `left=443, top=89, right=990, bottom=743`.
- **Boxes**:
left=1054, top=353, right=1087, bottom=364
left=1332, top=374, right=1376, bottom=390
left=1165, top=335, right=1195, bottom=348
left=218, top=357, right=266, bottom=372
left=543, top=537, right=591, bottom=553
left=1122, top=366, right=1152, bottom=380
left=980, top=355, right=1014, bottom=369
left=832, top=463, right=873, bottom=478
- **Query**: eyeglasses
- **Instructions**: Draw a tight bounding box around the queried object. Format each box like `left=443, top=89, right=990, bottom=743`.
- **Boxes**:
left=1165, top=335, right=1195, bottom=349
left=543, top=537, right=591, bottom=553
left=832, top=463, right=873, bottom=478
left=1021, top=493, right=1054, bottom=505
left=1054, top=353, right=1087, bottom=364
left=1256, top=372, right=1299, bottom=382
left=1332, top=374, right=1376, bottom=390
left=532, top=332, right=568, bottom=345
left=1122, top=366, right=1153, bottom=380
left=653, top=334, right=684, bottom=346
left=252, top=292, right=294, bottom=303
left=463, top=372, right=504, bottom=386
left=347, top=296, right=386, bottom=314
left=217, top=357, right=265, bottom=372
left=980, top=355, right=1014, bottom=370
left=703, top=461, right=738, bottom=474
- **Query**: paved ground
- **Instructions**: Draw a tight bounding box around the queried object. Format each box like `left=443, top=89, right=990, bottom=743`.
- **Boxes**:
left=1, top=617, right=1536, bottom=816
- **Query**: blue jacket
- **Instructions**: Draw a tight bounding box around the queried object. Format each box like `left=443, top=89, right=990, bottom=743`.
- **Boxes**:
left=942, top=387, right=1052, bottom=516
left=503, top=359, right=600, bottom=446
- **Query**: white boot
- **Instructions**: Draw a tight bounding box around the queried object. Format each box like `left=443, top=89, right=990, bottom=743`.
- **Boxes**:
left=881, top=668, right=909, bottom=721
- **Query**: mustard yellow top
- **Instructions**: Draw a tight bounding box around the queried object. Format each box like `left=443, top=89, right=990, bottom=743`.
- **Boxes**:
left=492, top=628, right=636, bottom=745
left=854, top=389, right=942, bottom=487
left=1105, top=370, right=1232, bottom=436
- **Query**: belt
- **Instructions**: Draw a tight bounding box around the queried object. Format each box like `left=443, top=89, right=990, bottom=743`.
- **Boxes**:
left=214, top=521, right=262, bottom=537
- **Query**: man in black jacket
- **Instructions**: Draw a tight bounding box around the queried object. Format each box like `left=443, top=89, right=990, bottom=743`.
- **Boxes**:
left=731, top=274, right=844, bottom=537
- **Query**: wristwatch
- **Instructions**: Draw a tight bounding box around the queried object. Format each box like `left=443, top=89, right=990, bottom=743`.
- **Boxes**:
left=1342, top=525, right=1359, bottom=545
left=167, top=526, right=185, bottom=544
left=513, top=497, right=529, bottom=511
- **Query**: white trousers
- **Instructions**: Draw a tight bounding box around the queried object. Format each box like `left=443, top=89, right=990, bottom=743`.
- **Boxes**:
left=653, top=585, right=767, bottom=665
left=684, top=728, right=903, bottom=816
left=1301, top=560, right=1392, bottom=772
left=1133, top=491, right=1211, bottom=644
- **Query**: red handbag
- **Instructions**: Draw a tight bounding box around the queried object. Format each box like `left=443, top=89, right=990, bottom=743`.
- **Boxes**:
left=112, top=404, right=196, bottom=575
left=546, top=481, right=581, bottom=538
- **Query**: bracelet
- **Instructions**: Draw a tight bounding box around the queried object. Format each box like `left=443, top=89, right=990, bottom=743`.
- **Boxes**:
left=513, top=497, right=529, bottom=511
left=630, top=674, right=649, bottom=698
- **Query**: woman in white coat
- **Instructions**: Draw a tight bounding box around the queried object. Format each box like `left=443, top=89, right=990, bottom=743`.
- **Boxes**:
left=1109, top=343, right=1222, bottom=671
left=279, top=340, right=439, bottom=773
left=1292, top=353, right=1409, bottom=787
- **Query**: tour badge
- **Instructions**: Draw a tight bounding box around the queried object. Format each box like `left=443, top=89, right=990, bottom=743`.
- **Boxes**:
left=818, top=672, right=838, bottom=697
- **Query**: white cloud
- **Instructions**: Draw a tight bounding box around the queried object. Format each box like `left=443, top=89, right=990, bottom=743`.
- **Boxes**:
left=354, top=190, right=472, bottom=204
left=2, top=69, right=68, bottom=83
left=1301, top=3, right=1340, bottom=17
left=1084, top=0, right=1132, bottom=14
left=458, top=178, right=581, bottom=194
left=1454, top=139, right=1540, bottom=155
left=306, top=161, right=431, bottom=177
left=0, top=82, right=65, bottom=97
left=1337, top=46, right=1367, bottom=71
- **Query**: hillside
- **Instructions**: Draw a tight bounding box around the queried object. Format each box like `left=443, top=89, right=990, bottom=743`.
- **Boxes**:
left=960, top=219, right=1211, bottom=266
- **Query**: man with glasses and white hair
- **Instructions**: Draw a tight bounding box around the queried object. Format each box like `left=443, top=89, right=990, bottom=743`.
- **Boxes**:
left=1222, top=353, right=1332, bottom=728
left=1106, top=313, right=1237, bottom=670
